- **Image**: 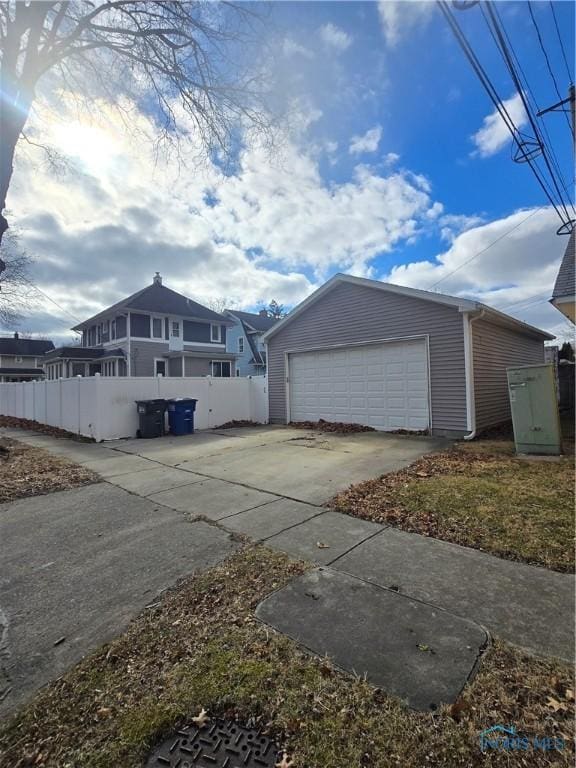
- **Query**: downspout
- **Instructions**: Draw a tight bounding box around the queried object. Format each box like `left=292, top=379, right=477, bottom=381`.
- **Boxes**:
left=462, top=309, right=485, bottom=440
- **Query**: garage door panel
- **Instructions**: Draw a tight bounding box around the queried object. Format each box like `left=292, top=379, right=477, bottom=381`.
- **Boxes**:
left=289, top=339, right=429, bottom=432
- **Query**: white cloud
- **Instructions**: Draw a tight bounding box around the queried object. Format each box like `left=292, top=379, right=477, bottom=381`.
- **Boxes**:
left=383, top=206, right=571, bottom=339
left=282, top=37, right=314, bottom=59
left=6, top=94, right=440, bottom=338
left=471, top=93, right=527, bottom=158
left=377, top=1, right=435, bottom=47
left=349, top=125, right=382, bottom=155
left=319, top=22, right=352, bottom=52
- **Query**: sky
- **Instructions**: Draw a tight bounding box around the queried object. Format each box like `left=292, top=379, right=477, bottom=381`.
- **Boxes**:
left=3, top=0, right=575, bottom=345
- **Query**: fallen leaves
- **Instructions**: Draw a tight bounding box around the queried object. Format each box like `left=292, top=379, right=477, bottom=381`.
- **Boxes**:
left=289, top=419, right=375, bottom=434
left=0, top=438, right=99, bottom=504
left=316, top=541, right=330, bottom=549
left=191, top=707, right=210, bottom=728
left=276, top=751, right=294, bottom=768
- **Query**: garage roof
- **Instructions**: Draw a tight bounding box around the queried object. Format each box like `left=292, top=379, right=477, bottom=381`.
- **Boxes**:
left=262, top=274, right=554, bottom=342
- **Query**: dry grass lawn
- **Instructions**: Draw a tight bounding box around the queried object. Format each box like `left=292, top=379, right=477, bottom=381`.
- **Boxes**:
left=331, top=444, right=575, bottom=573
left=0, top=437, right=98, bottom=504
left=0, top=548, right=573, bottom=768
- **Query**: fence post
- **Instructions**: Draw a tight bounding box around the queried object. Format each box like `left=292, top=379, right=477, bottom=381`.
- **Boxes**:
left=93, top=373, right=101, bottom=442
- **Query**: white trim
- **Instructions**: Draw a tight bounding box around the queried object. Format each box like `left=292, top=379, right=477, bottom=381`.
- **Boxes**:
left=210, top=359, right=232, bottom=377
left=262, top=273, right=553, bottom=343
left=184, top=341, right=226, bottom=349
left=151, top=315, right=164, bottom=339
left=154, top=357, right=167, bottom=376
left=285, top=334, right=431, bottom=430
left=462, top=312, right=475, bottom=434
left=263, top=274, right=478, bottom=342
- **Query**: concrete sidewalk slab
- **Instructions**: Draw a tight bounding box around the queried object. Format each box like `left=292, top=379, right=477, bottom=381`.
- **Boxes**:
left=81, top=454, right=155, bottom=477
left=265, top=511, right=383, bottom=565
left=0, top=484, right=239, bottom=717
left=221, top=498, right=322, bottom=540
left=148, top=478, right=279, bottom=520
left=334, top=528, right=575, bottom=661
left=107, top=466, right=206, bottom=496
left=256, top=568, right=487, bottom=711
left=183, top=434, right=445, bottom=504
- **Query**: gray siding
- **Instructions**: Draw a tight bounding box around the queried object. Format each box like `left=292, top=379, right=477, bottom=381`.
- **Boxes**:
left=185, top=357, right=211, bottom=377
left=130, top=341, right=169, bottom=376
left=0, top=354, right=39, bottom=369
left=472, top=318, right=544, bottom=431
left=267, top=282, right=468, bottom=433
left=169, top=357, right=183, bottom=376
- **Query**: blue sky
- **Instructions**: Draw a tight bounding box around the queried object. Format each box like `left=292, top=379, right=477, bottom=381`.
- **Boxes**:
left=5, top=0, right=575, bottom=343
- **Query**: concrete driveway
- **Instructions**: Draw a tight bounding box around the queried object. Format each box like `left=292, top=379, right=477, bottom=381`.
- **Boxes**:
left=0, top=425, right=443, bottom=717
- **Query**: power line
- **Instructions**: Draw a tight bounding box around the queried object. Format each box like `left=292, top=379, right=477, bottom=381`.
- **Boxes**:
left=489, top=3, right=574, bottom=212
left=499, top=292, right=550, bottom=311
left=439, top=1, right=572, bottom=229
left=527, top=0, right=573, bottom=137
left=428, top=207, right=546, bottom=290
left=20, top=277, right=83, bottom=333
left=485, top=2, right=574, bottom=224
left=548, top=0, right=573, bottom=85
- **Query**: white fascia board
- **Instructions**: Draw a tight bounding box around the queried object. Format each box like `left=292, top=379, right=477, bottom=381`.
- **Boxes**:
left=262, top=273, right=478, bottom=342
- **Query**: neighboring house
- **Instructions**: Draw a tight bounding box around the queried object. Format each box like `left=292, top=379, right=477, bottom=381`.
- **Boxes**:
left=45, top=273, right=237, bottom=379
left=550, top=231, right=575, bottom=323
left=225, top=309, right=277, bottom=376
left=0, top=333, right=54, bottom=382
left=262, top=274, right=553, bottom=438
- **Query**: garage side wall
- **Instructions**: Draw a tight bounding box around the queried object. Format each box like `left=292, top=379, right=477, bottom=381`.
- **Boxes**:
left=472, top=318, right=545, bottom=431
left=267, top=282, right=468, bottom=434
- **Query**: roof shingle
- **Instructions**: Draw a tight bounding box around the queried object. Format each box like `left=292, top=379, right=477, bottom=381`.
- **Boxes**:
left=552, top=231, right=575, bottom=299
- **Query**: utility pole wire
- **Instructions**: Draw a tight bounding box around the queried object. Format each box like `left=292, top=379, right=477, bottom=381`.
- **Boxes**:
left=485, top=2, right=574, bottom=225
left=427, top=207, right=546, bottom=290
left=527, top=1, right=573, bottom=138
left=438, top=1, right=571, bottom=229
left=489, top=2, right=574, bottom=213
left=549, top=0, right=573, bottom=84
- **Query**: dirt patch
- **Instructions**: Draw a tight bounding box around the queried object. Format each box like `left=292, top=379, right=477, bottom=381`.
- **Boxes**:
left=331, top=446, right=575, bottom=573
left=0, top=438, right=99, bottom=504
left=0, top=547, right=572, bottom=768
left=0, top=416, right=95, bottom=442
left=213, top=420, right=264, bottom=429
left=290, top=419, right=375, bottom=434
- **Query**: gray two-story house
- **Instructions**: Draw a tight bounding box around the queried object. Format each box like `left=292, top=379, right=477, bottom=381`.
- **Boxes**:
left=225, top=310, right=277, bottom=376
left=44, top=274, right=237, bottom=379
left=0, top=333, right=55, bottom=382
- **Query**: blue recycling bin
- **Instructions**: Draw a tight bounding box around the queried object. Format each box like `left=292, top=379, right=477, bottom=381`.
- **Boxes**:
left=167, top=398, right=197, bottom=436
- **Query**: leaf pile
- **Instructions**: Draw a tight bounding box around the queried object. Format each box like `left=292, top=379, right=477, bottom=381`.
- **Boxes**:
left=289, top=419, right=375, bottom=434
left=0, top=415, right=94, bottom=442
left=0, top=547, right=573, bottom=768
left=0, top=437, right=99, bottom=504
left=331, top=446, right=575, bottom=572
left=213, top=420, right=264, bottom=429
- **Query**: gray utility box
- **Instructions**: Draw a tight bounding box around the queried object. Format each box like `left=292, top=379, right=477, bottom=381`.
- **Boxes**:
left=507, top=364, right=562, bottom=455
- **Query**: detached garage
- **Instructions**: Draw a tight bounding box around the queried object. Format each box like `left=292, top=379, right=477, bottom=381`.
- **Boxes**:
left=263, top=275, right=553, bottom=438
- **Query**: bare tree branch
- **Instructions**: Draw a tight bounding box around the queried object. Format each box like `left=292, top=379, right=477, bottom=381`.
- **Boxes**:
left=0, top=0, right=275, bottom=254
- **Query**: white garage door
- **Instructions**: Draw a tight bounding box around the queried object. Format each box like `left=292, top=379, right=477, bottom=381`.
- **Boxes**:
left=288, top=339, right=430, bottom=431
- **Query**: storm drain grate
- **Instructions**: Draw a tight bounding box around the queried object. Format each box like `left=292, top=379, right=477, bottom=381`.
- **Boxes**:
left=145, top=719, right=281, bottom=767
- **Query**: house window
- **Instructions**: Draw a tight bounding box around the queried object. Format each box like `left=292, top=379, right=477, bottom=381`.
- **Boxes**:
left=155, top=359, right=167, bottom=376
left=211, top=360, right=231, bottom=377
left=152, top=317, right=163, bottom=339
left=111, top=319, right=116, bottom=340
left=171, top=321, right=180, bottom=338
left=238, top=337, right=244, bottom=353
left=211, top=324, right=221, bottom=343
left=236, top=369, right=240, bottom=377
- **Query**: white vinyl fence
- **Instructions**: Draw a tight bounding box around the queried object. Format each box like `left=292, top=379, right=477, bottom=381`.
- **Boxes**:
left=0, top=375, right=268, bottom=442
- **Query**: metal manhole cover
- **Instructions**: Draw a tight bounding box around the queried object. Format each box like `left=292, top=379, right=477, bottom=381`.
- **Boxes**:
left=145, top=719, right=281, bottom=767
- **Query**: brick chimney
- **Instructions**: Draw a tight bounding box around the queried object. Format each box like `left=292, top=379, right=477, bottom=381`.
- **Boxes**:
left=13, top=331, right=19, bottom=339
left=153, top=272, right=162, bottom=285
left=259, top=309, right=268, bottom=317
